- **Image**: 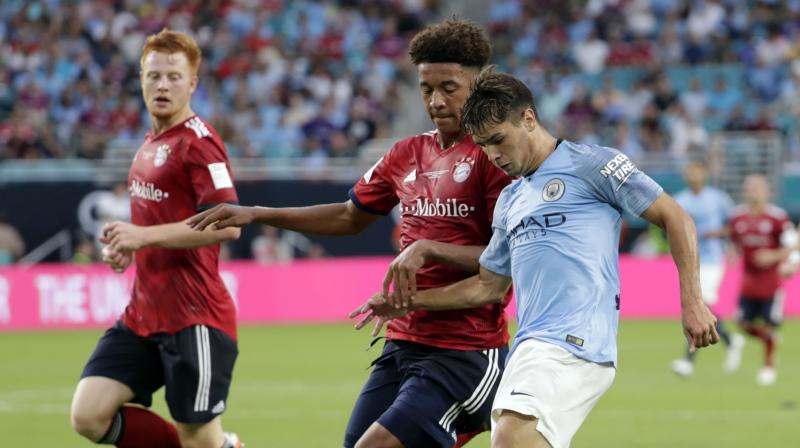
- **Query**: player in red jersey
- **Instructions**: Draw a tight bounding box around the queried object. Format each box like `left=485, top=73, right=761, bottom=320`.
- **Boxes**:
left=728, top=174, right=796, bottom=386
left=70, top=30, right=243, bottom=448
left=188, top=20, right=511, bottom=448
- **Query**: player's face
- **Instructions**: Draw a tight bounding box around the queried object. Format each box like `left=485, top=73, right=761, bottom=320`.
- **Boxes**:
left=473, top=111, right=534, bottom=177
left=743, top=175, right=770, bottom=205
left=418, top=63, right=476, bottom=137
left=140, top=51, right=197, bottom=120
left=685, top=163, right=707, bottom=190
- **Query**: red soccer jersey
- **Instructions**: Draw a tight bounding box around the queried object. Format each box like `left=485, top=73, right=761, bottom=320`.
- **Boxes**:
left=729, top=204, right=792, bottom=300
left=122, top=115, right=239, bottom=339
left=351, top=131, right=512, bottom=350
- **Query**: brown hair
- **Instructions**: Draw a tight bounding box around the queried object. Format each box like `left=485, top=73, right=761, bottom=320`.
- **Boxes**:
left=140, top=29, right=201, bottom=74
left=461, top=67, right=538, bottom=136
left=409, top=18, right=491, bottom=68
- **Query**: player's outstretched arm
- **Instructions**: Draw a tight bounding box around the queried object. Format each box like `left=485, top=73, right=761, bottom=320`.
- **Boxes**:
left=187, top=200, right=379, bottom=236
left=383, top=240, right=486, bottom=307
left=350, top=266, right=511, bottom=335
left=641, top=192, right=719, bottom=351
left=102, top=219, right=240, bottom=251
left=412, top=266, right=511, bottom=310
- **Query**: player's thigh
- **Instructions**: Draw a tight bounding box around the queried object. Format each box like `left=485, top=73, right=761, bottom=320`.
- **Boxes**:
left=71, top=377, right=135, bottom=424
left=345, top=342, right=404, bottom=447
left=492, top=410, right=552, bottom=448
left=491, top=339, right=615, bottom=448
left=75, top=321, right=164, bottom=416
left=160, top=324, right=238, bottom=425
left=377, top=344, right=507, bottom=448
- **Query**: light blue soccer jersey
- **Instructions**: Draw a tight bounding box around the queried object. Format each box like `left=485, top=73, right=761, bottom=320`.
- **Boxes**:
left=674, top=187, right=732, bottom=264
left=479, top=141, right=663, bottom=366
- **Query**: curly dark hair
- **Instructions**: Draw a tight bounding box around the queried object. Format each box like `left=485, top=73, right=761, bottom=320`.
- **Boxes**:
left=461, top=67, right=538, bottom=136
left=409, top=18, right=491, bottom=68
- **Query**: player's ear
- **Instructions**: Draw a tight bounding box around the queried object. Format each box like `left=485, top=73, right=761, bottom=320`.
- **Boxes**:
left=190, top=74, right=198, bottom=93
left=523, top=108, right=537, bottom=132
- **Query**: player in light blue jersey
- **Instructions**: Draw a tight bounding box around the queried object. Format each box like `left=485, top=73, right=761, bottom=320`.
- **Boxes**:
left=351, top=69, right=719, bottom=448
left=670, top=160, right=745, bottom=377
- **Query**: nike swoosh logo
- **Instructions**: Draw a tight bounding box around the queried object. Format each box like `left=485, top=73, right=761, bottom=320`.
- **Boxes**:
left=510, top=389, right=535, bottom=398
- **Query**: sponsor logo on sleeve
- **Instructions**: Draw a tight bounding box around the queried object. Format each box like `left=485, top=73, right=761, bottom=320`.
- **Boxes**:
left=208, top=163, right=233, bottom=190
left=599, top=153, right=637, bottom=190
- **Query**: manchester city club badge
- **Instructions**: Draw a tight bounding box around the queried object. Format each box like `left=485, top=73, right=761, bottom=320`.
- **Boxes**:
left=542, top=178, right=565, bottom=202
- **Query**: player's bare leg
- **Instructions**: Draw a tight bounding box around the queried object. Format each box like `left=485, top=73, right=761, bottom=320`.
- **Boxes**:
left=355, top=422, right=404, bottom=448
left=492, top=410, right=552, bottom=448
left=70, top=376, right=135, bottom=441
left=176, top=417, right=228, bottom=448
left=740, top=320, right=778, bottom=385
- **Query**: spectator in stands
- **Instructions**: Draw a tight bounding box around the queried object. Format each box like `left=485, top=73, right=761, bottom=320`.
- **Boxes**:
left=0, top=214, right=24, bottom=265
left=73, top=237, right=97, bottom=265
left=250, top=226, right=294, bottom=264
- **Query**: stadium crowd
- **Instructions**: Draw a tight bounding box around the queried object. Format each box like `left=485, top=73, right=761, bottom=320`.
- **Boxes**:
left=0, top=0, right=437, bottom=160
left=488, top=0, right=800, bottom=163
left=1, top=0, right=799, bottom=163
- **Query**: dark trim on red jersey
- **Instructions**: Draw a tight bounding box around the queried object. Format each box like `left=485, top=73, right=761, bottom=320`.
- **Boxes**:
left=348, top=188, right=389, bottom=216
left=196, top=201, right=239, bottom=212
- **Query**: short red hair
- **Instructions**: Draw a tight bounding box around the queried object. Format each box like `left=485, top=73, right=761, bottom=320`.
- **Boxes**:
left=140, top=29, right=201, bottom=74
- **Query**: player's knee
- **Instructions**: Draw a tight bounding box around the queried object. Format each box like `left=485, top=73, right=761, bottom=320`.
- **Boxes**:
left=70, top=407, right=111, bottom=442
left=354, top=424, right=404, bottom=448
left=492, top=414, right=552, bottom=448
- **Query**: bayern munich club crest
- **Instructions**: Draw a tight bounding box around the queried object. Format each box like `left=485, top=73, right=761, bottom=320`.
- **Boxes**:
left=453, top=156, right=474, bottom=183
left=154, top=144, right=171, bottom=167
left=542, top=178, right=565, bottom=202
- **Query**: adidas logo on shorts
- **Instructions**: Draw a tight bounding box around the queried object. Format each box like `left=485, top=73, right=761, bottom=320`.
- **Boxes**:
left=212, top=400, right=226, bottom=414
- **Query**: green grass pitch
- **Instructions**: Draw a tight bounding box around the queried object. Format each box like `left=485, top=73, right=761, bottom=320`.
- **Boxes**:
left=1, top=320, right=798, bottom=447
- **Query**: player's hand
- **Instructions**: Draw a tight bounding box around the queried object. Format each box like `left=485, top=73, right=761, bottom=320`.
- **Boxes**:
left=681, top=301, right=719, bottom=352
left=383, top=240, right=429, bottom=308
left=187, top=204, right=257, bottom=231
left=102, top=221, right=148, bottom=252
left=349, top=292, right=408, bottom=337
left=101, top=245, right=133, bottom=273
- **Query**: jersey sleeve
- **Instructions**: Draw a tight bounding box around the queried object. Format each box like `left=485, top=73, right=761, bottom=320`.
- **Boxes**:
left=576, top=145, right=663, bottom=216
left=776, top=211, right=794, bottom=244
left=721, top=191, right=735, bottom=217
left=184, top=137, right=239, bottom=210
left=479, top=188, right=512, bottom=277
left=477, top=150, right=512, bottom=224
left=348, top=145, right=399, bottom=215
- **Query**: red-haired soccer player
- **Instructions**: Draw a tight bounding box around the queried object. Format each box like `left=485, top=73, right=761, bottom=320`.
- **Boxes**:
left=70, top=29, right=243, bottom=448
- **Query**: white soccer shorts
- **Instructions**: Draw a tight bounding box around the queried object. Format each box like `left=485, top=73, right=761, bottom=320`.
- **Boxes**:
left=491, top=338, right=615, bottom=448
left=699, top=263, right=725, bottom=306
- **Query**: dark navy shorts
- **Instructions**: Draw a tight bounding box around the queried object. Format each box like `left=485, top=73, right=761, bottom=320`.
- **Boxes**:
left=737, top=294, right=784, bottom=327
left=81, top=321, right=238, bottom=423
left=344, top=339, right=508, bottom=448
